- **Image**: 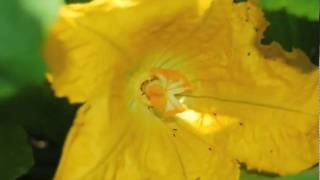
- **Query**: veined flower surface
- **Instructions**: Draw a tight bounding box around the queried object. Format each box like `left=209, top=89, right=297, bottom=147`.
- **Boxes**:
left=45, top=0, right=318, bottom=179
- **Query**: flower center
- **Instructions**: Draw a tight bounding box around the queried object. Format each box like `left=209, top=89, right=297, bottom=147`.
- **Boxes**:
left=140, top=68, right=193, bottom=117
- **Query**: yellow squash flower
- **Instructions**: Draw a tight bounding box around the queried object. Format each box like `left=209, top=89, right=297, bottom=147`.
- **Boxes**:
left=45, top=0, right=318, bottom=179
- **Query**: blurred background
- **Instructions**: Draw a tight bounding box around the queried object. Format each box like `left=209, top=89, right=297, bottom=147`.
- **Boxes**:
left=0, top=0, right=318, bottom=179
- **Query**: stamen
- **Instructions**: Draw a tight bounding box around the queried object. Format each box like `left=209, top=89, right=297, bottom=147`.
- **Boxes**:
left=140, top=68, right=192, bottom=117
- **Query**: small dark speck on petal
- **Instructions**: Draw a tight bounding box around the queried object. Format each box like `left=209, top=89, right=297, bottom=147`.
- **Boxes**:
left=247, top=52, right=251, bottom=56
left=83, top=105, right=91, bottom=114
left=74, top=122, right=85, bottom=129
left=270, top=150, right=273, bottom=153
left=195, top=177, right=201, bottom=180
left=208, top=147, right=213, bottom=151
left=239, top=122, right=243, bottom=126
left=255, top=28, right=259, bottom=32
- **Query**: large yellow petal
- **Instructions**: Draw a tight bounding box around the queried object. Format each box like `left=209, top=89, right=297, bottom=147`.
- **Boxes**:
left=44, top=0, right=204, bottom=103
left=174, top=0, right=318, bottom=175
left=46, top=0, right=318, bottom=178
left=55, top=90, right=240, bottom=180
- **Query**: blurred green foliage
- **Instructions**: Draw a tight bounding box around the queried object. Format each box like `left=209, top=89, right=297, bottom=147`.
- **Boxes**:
left=0, top=0, right=318, bottom=179
left=259, top=0, right=319, bottom=21
left=0, top=122, right=33, bottom=180
left=2, top=87, right=78, bottom=179
left=259, top=1, right=319, bottom=65
left=65, top=0, right=91, bottom=4
left=0, top=0, right=62, bottom=99
left=241, top=166, right=319, bottom=180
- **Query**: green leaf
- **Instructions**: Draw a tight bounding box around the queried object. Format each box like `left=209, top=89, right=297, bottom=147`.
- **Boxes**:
left=1, top=86, right=77, bottom=145
left=261, top=10, right=319, bottom=65
left=259, top=0, right=319, bottom=21
left=0, top=86, right=78, bottom=179
left=0, top=122, right=33, bottom=180
left=0, top=0, right=62, bottom=99
left=0, top=78, right=17, bottom=98
left=241, top=166, right=319, bottom=180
